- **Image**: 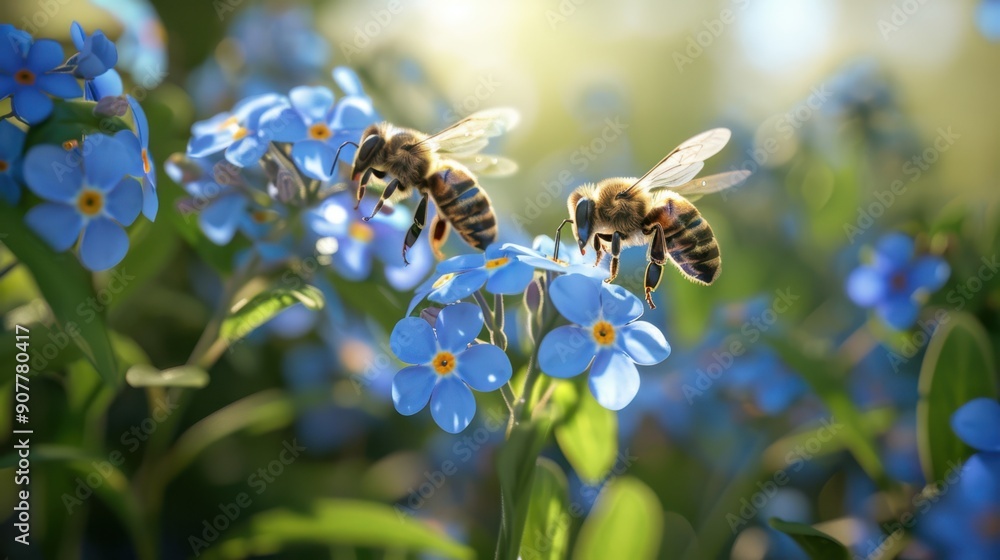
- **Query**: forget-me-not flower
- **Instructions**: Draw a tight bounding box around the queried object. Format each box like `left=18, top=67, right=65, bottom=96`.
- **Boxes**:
left=187, top=92, right=288, bottom=167
left=1, top=38, right=83, bottom=124
left=390, top=302, right=512, bottom=433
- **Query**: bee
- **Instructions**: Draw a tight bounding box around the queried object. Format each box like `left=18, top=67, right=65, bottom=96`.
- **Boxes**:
left=566, top=128, right=750, bottom=309
left=347, top=108, right=519, bottom=263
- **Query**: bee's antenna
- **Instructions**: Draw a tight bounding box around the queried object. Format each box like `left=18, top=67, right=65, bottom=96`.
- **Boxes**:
left=329, top=141, right=359, bottom=176
left=553, top=219, right=573, bottom=261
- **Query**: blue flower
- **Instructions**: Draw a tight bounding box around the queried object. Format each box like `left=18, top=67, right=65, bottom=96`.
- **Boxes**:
left=501, top=235, right=609, bottom=279
left=406, top=244, right=535, bottom=314
left=0, top=120, right=26, bottom=204
left=390, top=303, right=512, bottom=433
left=165, top=154, right=248, bottom=245
left=118, top=95, right=157, bottom=219
left=306, top=192, right=432, bottom=291
left=187, top=93, right=288, bottom=167
left=0, top=38, right=83, bottom=124
left=538, top=274, right=670, bottom=410
left=68, top=22, right=118, bottom=80
left=0, top=25, right=32, bottom=56
left=259, top=69, right=379, bottom=180
left=846, top=233, right=950, bottom=330
left=23, top=134, right=144, bottom=270
left=918, top=397, right=1000, bottom=558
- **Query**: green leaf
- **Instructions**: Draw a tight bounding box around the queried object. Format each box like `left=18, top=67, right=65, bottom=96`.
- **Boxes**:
left=553, top=379, right=618, bottom=484
left=767, top=335, right=886, bottom=485
left=520, top=458, right=571, bottom=560
left=917, top=312, right=998, bottom=483
left=126, top=364, right=209, bottom=388
left=768, top=518, right=850, bottom=560
left=201, top=499, right=473, bottom=560
left=220, top=285, right=325, bottom=342
left=0, top=204, right=119, bottom=386
left=574, top=477, right=662, bottom=560
left=23, top=98, right=131, bottom=150
left=496, top=418, right=554, bottom=560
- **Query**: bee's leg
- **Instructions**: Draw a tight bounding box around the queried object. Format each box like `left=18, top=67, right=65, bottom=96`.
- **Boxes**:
left=430, top=214, right=450, bottom=260
left=643, top=224, right=667, bottom=308
left=606, top=231, right=622, bottom=283
left=363, top=178, right=400, bottom=221
left=355, top=167, right=373, bottom=210
left=592, top=235, right=604, bottom=266
left=403, top=192, right=429, bottom=265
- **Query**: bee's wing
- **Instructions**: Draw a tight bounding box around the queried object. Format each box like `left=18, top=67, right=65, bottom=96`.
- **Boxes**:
left=633, top=128, right=733, bottom=192
left=415, top=108, right=519, bottom=157
left=668, top=170, right=751, bottom=202
left=260, top=142, right=320, bottom=203
left=448, top=154, right=519, bottom=177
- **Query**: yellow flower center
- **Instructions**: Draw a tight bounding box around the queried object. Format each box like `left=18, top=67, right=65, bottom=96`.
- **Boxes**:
left=485, top=256, right=509, bottom=270
left=592, top=320, right=616, bottom=346
left=348, top=221, right=374, bottom=242
left=308, top=123, right=332, bottom=140
left=141, top=148, right=151, bottom=174
left=62, top=139, right=79, bottom=151
left=433, top=273, right=456, bottom=289
left=251, top=210, right=271, bottom=223
left=432, top=351, right=456, bottom=375
left=232, top=126, right=250, bottom=141
left=76, top=189, right=104, bottom=217
left=218, top=115, right=239, bottom=130
left=15, top=69, right=35, bottom=85
left=0, top=160, right=8, bottom=173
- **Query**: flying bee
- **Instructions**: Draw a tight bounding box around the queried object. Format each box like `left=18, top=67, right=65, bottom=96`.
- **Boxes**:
left=566, top=128, right=750, bottom=309
left=345, top=108, right=519, bottom=263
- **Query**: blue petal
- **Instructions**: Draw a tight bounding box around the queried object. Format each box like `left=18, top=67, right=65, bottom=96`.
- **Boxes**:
left=909, top=257, right=950, bottom=293
left=225, top=135, right=268, bottom=167
left=428, top=269, right=489, bottom=304
left=12, top=86, right=54, bottom=124
left=549, top=274, right=601, bottom=326
left=83, top=135, right=128, bottom=190
left=112, top=129, right=145, bottom=177
left=74, top=31, right=117, bottom=79
left=435, top=302, right=484, bottom=353
left=846, top=266, right=886, bottom=307
left=127, top=96, right=149, bottom=145
left=290, top=85, right=334, bottom=123
left=291, top=140, right=335, bottom=181
left=0, top=29, right=27, bottom=73
left=0, top=119, right=26, bottom=158
left=588, top=349, right=640, bottom=410
left=485, top=261, right=534, bottom=295
left=141, top=162, right=158, bottom=220
left=951, top=398, right=1000, bottom=452
left=0, top=75, right=13, bottom=98
left=390, top=317, right=438, bottom=365
left=24, top=145, right=82, bottom=202
left=876, top=295, right=919, bottom=330
left=36, top=72, right=82, bottom=99
left=455, top=343, right=512, bottom=391
left=26, top=39, right=64, bottom=72
left=438, top=254, right=485, bottom=273
left=199, top=193, right=246, bottom=245
left=333, top=67, right=365, bottom=97
left=616, top=321, right=670, bottom=365
left=0, top=175, right=20, bottom=204
left=105, top=177, right=143, bottom=226
left=873, top=233, right=914, bottom=272
left=538, top=325, right=596, bottom=378
left=70, top=21, right=86, bottom=50
left=391, top=365, right=437, bottom=415
left=79, top=217, right=129, bottom=271
left=88, top=69, right=123, bottom=100
left=25, top=203, right=83, bottom=251
left=331, top=239, right=374, bottom=281
left=259, top=106, right=308, bottom=142
left=599, top=282, right=644, bottom=326
left=430, top=376, right=476, bottom=433
left=328, top=96, right=378, bottom=130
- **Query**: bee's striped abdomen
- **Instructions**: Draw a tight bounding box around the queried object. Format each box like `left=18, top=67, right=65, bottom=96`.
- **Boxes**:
left=644, top=195, right=721, bottom=285
left=428, top=166, right=497, bottom=250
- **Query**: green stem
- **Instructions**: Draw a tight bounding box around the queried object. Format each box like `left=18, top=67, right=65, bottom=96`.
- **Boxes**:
left=494, top=293, right=508, bottom=351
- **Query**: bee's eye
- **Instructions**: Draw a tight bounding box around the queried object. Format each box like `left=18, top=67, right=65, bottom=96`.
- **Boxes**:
left=358, top=135, right=384, bottom=163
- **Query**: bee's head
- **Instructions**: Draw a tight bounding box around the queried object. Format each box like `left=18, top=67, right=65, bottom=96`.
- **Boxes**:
left=352, top=124, right=385, bottom=181
left=573, top=197, right=596, bottom=255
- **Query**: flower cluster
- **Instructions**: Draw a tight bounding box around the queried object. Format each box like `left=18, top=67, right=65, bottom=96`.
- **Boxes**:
left=1, top=23, right=157, bottom=271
